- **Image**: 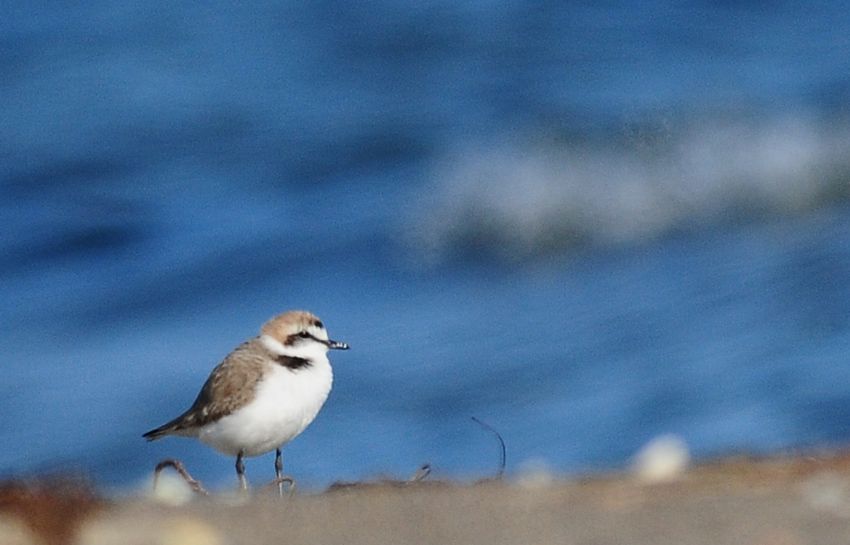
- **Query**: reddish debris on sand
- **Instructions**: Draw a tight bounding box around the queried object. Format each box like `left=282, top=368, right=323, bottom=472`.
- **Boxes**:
left=0, top=477, right=102, bottom=545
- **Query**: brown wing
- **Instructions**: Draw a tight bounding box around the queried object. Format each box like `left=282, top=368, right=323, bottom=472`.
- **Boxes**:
left=143, top=339, right=269, bottom=440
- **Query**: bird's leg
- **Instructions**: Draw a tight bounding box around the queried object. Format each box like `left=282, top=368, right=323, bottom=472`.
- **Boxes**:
left=236, top=450, right=248, bottom=492
left=275, top=448, right=284, bottom=496
left=153, top=458, right=208, bottom=496
left=268, top=447, right=295, bottom=497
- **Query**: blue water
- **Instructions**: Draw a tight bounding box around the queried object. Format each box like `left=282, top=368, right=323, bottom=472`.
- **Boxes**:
left=3, top=2, right=850, bottom=491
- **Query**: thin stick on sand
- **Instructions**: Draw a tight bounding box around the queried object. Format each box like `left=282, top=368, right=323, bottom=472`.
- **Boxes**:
left=471, top=416, right=506, bottom=480
left=153, top=459, right=209, bottom=496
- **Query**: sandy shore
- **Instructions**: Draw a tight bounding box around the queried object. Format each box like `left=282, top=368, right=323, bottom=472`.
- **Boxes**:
left=4, top=452, right=850, bottom=545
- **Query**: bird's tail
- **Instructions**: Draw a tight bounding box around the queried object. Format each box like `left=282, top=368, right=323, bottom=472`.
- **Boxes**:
left=142, top=420, right=181, bottom=441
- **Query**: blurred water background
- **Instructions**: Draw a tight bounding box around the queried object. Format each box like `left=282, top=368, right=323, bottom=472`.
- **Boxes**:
left=3, top=2, right=850, bottom=491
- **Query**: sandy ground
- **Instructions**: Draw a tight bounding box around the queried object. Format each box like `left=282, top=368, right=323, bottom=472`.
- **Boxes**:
left=4, top=452, right=850, bottom=545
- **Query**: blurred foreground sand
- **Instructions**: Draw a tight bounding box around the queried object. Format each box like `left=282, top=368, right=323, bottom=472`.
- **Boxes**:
left=4, top=452, right=850, bottom=545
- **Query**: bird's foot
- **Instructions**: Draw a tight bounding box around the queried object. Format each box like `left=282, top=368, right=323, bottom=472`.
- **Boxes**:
left=262, top=475, right=296, bottom=497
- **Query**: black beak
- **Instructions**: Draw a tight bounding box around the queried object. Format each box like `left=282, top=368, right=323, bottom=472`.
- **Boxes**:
left=326, top=339, right=349, bottom=350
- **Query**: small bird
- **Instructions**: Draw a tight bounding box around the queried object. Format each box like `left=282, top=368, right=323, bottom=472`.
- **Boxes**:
left=143, top=310, right=349, bottom=491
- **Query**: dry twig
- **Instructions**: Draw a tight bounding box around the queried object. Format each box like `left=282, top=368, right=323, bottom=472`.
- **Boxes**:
left=471, top=416, right=506, bottom=480
left=153, top=458, right=209, bottom=496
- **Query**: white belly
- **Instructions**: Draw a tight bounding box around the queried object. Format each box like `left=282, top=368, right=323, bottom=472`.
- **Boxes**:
left=197, top=360, right=333, bottom=457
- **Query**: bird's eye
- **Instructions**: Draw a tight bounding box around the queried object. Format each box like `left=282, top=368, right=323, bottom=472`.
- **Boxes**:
left=298, top=331, right=311, bottom=338
left=314, top=320, right=324, bottom=329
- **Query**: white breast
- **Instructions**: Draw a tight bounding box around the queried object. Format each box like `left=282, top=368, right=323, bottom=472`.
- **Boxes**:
left=197, top=357, right=333, bottom=457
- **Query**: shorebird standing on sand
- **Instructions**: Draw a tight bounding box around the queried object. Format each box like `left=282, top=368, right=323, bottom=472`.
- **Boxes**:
left=143, top=310, right=349, bottom=492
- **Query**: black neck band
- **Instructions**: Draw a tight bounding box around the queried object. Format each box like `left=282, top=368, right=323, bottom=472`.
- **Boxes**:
left=276, top=355, right=312, bottom=370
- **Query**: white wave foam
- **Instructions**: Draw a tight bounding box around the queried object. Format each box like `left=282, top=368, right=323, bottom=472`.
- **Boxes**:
left=409, top=113, right=850, bottom=263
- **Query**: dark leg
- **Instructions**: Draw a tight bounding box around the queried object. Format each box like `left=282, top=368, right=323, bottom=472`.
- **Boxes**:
left=275, top=448, right=284, bottom=496
left=264, top=447, right=295, bottom=497
left=236, top=450, right=248, bottom=492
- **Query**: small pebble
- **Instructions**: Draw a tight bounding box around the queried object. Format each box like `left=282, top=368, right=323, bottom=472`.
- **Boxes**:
left=148, top=473, right=194, bottom=506
left=630, top=434, right=690, bottom=483
left=516, top=458, right=555, bottom=488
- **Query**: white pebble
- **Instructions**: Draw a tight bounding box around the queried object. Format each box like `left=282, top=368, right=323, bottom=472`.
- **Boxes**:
left=630, top=434, right=690, bottom=483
